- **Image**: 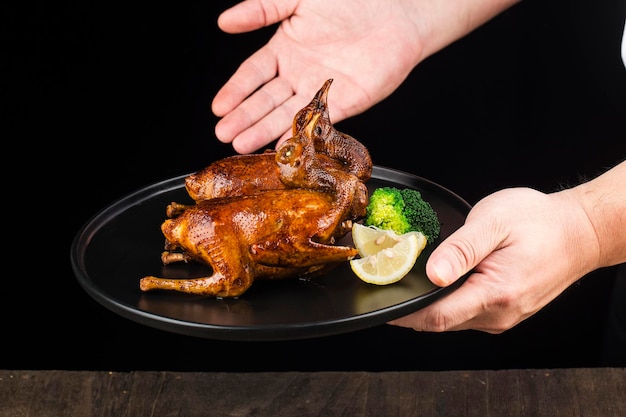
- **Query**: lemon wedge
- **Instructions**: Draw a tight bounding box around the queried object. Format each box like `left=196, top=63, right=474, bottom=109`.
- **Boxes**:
left=350, top=223, right=427, bottom=285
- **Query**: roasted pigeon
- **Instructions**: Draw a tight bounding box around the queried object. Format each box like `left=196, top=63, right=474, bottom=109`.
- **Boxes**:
left=185, top=79, right=372, bottom=201
left=140, top=80, right=372, bottom=298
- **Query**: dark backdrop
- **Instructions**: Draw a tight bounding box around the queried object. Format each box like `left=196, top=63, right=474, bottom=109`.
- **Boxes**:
left=5, top=0, right=625, bottom=371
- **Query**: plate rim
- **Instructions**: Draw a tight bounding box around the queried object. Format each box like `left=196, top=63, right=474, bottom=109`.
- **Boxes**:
left=71, top=165, right=471, bottom=341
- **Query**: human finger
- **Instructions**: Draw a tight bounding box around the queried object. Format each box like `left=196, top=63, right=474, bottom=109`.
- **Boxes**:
left=388, top=270, right=520, bottom=333
left=212, top=44, right=281, bottom=118
left=217, top=0, right=297, bottom=34
left=214, top=77, right=293, bottom=147
left=229, top=93, right=310, bottom=154
left=425, top=204, right=506, bottom=287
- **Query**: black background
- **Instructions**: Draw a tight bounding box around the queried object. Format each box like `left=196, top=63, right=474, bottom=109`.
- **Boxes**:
left=4, top=0, right=625, bottom=371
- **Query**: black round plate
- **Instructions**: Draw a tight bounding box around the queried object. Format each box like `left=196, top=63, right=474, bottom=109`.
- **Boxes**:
left=71, top=166, right=471, bottom=341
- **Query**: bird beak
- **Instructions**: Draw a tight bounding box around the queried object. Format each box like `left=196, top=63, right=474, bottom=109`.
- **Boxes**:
left=292, top=79, right=333, bottom=135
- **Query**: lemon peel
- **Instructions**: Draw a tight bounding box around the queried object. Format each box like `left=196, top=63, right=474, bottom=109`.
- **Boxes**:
left=350, top=223, right=427, bottom=285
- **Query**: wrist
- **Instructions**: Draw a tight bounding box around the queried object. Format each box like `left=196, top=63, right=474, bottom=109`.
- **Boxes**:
left=567, top=161, right=626, bottom=269
left=412, top=0, right=522, bottom=61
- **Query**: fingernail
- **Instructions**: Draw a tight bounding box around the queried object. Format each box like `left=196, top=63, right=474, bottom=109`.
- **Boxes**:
left=431, top=259, right=453, bottom=286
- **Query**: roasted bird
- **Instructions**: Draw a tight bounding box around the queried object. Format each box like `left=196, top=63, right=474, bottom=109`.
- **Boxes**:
left=140, top=80, right=372, bottom=298
left=185, top=79, right=372, bottom=201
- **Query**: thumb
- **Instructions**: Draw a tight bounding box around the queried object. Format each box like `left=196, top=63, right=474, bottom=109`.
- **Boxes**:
left=426, top=214, right=502, bottom=287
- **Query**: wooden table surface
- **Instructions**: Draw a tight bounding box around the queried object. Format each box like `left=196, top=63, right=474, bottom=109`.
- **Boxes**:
left=1, top=368, right=624, bottom=416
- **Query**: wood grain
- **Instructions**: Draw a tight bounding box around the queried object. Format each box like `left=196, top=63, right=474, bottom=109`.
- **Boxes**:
left=1, top=368, right=624, bottom=416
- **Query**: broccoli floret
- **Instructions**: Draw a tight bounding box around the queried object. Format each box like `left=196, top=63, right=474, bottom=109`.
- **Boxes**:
left=364, top=186, right=440, bottom=244
left=364, top=187, right=410, bottom=233
left=399, top=188, right=440, bottom=244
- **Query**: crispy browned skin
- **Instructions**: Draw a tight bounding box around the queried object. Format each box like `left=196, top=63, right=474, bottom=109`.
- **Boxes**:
left=140, top=80, right=371, bottom=298
left=185, top=151, right=344, bottom=202
left=184, top=79, right=372, bottom=202
left=140, top=190, right=360, bottom=298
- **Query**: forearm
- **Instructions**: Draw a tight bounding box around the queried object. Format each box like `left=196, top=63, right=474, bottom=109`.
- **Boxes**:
left=412, top=0, right=522, bottom=61
left=569, top=160, right=626, bottom=269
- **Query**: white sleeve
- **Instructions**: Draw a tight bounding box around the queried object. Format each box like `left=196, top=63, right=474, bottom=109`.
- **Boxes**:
left=622, top=19, right=626, bottom=68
